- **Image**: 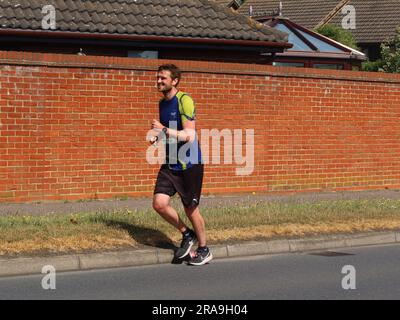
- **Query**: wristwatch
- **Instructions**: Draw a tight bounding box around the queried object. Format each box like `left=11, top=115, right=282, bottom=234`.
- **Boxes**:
left=162, top=127, right=168, bottom=135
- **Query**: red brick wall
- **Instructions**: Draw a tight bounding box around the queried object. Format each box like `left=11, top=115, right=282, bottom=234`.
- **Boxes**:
left=1, top=51, right=400, bottom=202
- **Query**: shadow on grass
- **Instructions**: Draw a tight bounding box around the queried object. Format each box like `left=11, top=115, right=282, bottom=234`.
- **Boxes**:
left=103, top=220, right=177, bottom=249
left=102, top=220, right=190, bottom=264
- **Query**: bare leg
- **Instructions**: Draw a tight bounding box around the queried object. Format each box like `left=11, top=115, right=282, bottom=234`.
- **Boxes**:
left=153, top=193, right=188, bottom=233
left=184, top=206, right=206, bottom=247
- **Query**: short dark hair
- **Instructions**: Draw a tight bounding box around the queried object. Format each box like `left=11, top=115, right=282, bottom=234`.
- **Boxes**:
left=158, top=64, right=181, bottom=86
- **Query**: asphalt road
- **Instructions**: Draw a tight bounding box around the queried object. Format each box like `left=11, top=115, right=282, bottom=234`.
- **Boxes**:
left=1, top=243, right=400, bottom=300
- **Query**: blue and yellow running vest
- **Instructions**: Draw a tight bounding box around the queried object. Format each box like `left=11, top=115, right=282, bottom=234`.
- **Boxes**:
left=159, top=91, right=202, bottom=171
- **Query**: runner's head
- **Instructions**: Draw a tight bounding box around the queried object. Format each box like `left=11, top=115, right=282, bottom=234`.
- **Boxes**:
left=156, top=64, right=181, bottom=93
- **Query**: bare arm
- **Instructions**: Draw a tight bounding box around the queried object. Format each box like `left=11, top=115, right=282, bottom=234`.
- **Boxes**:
left=151, top=119, right=196, bottom=143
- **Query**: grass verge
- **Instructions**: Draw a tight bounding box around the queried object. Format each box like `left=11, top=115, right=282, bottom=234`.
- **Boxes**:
left=1, top=198, right=400, bottom=257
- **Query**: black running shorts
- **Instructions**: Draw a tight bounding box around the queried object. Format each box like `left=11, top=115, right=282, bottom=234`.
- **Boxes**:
left=154, top=164, right=204, bottom=208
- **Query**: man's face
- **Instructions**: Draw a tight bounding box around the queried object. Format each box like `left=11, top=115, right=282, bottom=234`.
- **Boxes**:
left=156, top=70, right=178, bottom=93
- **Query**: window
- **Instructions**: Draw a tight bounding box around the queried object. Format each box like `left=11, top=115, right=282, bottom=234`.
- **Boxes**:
left=128, top=50, right=158, bottom=59
left=273, top=62, right=305, bottom=67
left=313, top=63, right=344, bottom=70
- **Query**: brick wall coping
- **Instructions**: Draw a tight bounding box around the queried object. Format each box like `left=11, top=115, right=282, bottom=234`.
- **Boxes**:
left=1, top=50, right=400, bottom=84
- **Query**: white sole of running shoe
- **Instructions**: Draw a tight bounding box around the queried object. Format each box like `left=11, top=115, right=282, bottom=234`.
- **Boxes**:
left=175, top=239, right=195, bottom=259
left=188, top=253, right=213, bottom=266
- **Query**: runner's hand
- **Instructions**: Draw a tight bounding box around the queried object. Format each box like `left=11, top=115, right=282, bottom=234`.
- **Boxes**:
left=152, top=119, right=163, bottom=130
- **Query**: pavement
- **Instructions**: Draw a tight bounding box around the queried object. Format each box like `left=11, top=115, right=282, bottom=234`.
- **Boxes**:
left=2, top=189, right=400, bottom=216
left=1, top=189, right=400, bottom=278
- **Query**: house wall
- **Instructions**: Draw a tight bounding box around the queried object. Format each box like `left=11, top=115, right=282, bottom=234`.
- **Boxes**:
left=0, top=42, right=271, bottom=64
left=360, top=43, right=382, bottom=62
left=1, top=51, right=400, bottom=203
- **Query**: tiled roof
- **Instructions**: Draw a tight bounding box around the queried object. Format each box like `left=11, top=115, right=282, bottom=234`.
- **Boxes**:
left=0, top=0, right=288, bottom=43
left=329, top=0, right=400, bottom=43
left=216, top=0, right=400, bottom=43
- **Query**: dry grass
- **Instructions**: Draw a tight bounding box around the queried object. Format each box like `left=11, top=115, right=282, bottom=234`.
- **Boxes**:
left=0, top=198, right=399, bottom=256
left=206, top=219, right=400, bottom=242
left=0, top=235, right=135, bottom=256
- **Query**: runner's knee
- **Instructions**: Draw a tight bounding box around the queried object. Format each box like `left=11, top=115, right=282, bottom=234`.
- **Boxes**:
left=153, top=198, right=168, bottom=212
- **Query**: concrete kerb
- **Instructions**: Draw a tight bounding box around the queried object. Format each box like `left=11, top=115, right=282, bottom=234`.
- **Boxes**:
left=78, top=249, right=159, bottom=270
left=344, top=233, right=396, bottom=248
left=0, top=255, right=80, bottom=278
left=0, top=231, right=399, bottom=278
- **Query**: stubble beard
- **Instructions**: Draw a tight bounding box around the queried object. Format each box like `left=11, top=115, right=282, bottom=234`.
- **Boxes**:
left=161, top=86, right=175, bottom=97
